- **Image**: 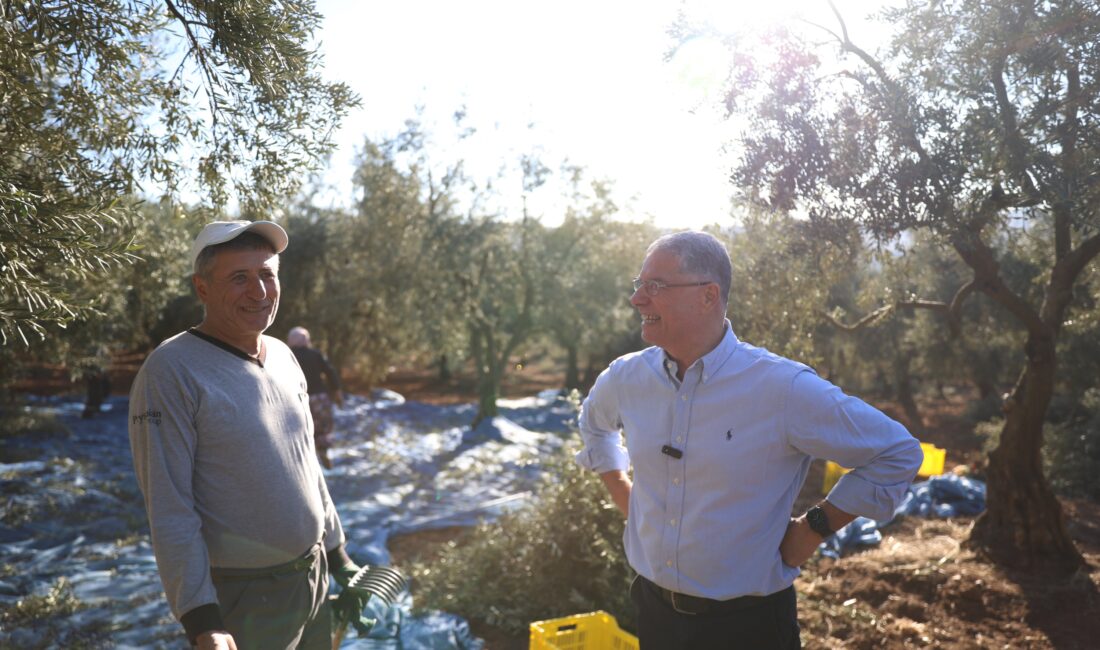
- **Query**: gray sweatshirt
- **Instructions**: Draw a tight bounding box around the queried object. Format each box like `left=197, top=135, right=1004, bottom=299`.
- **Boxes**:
left=129, top=331, right=345, bottom=620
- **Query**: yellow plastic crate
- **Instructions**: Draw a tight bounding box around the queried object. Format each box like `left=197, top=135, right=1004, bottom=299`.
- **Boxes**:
left=918, top=444, right=946, bottom=477
left=821, top=459, right=848, bottom=495
left=822, top=443, right=946, bottom=494
left=529, top=611, right=639, bottom=650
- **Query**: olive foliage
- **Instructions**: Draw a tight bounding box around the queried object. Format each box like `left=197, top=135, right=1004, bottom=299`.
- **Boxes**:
left=0, top=0, right=357, bottom=346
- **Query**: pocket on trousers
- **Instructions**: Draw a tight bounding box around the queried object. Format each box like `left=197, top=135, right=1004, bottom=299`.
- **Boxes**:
left=211, top=575, right=251, bottom=622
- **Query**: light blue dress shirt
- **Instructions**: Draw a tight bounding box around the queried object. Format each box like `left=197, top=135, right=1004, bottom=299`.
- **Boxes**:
left=576, top=322, right=922, bottom=600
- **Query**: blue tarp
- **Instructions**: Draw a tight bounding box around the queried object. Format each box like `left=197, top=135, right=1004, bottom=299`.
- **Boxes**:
left=895, top=474, right=987, bottom=518
left=818, top=516, right=883, bottom=559
left=1, top=390, right=576, bottom=648
left=819, top=473, right=987, bottom=559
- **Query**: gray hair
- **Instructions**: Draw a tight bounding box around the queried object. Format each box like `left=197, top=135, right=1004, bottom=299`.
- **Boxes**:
left=647, top=231, right=731, bottom=305
left=194, top=231, right=278, bottom=280
left=287, top=326, right=311, bottom=348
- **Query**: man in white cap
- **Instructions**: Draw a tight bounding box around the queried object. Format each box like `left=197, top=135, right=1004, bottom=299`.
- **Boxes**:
left=129, top=221, right=369, bottom=650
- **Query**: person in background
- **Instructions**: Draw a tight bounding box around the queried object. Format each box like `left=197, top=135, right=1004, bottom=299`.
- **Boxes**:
left=287, top=326, right=344, bottom=469
left=129, top=220, right=370, bottom=650
left=575, top=230, right=923, bottom=649
left=80, top=361, right=111, bottom=419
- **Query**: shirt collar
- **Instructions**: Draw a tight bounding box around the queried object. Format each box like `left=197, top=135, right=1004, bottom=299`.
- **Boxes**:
left=188, top=328, right=265, bottom=367
left=661, top=320, right=739, bottom=384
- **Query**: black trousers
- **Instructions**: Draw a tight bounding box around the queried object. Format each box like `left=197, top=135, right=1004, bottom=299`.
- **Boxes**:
left=630, top=575, right=801, bottom=650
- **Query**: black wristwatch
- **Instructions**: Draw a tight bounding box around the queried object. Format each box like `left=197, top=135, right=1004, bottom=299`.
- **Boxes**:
left=806, top=505, right=835, bottom=538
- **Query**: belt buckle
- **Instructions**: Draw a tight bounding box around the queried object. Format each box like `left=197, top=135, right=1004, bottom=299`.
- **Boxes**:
left=669, top=591, right=698, bottom=616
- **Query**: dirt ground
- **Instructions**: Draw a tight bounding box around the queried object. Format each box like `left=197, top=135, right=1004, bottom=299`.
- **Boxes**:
left=384, top=371, right=1100, bottom=650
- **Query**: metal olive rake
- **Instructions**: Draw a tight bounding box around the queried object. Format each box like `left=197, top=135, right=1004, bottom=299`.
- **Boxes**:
left=331, top=564, right=408, bottom=649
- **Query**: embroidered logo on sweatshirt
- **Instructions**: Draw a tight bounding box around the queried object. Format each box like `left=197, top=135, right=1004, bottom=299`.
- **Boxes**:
left=132, top=410, right=162, bottom=427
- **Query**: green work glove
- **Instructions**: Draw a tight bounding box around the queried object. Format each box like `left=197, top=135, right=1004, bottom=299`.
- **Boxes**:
left=332, top=563, right=377, bottom=636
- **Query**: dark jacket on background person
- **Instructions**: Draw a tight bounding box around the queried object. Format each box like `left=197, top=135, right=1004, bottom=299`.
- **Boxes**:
left=292, top=346, right=341, bottom=396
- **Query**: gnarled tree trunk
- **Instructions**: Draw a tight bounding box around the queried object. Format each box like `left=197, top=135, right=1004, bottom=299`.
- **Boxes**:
left=563, top=344, right=581, bottom=393
left=957, top=225, right=1100, bottom=570
left=893, top=351, right=923, bottom=432
left=437, top=353, right=452, bottom=382
left=469, top=324, right=501, bottom=428
left=968, top=332, right=1082, bottom=570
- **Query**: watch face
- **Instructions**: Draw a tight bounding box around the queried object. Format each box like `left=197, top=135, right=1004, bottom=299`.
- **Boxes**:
left=808, top=506, right=833, bottom=537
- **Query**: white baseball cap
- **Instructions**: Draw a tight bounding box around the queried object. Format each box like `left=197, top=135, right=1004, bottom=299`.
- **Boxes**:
left=189, top=220, right=288, bottom=273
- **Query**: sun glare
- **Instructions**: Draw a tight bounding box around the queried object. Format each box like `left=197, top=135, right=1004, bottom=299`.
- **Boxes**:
left=311, top=0, right=896, bottom=230
left=682, top=0, right=894, bottom=44
left=682, top=0, right=802, bottom=35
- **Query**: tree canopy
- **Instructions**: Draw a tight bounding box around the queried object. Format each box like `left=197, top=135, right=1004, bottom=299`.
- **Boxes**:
left=0, top=0, right=357, bottom=346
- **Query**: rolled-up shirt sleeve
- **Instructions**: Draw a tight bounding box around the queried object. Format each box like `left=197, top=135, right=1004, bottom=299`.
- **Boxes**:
left=575, top=365, right=631, bottom=474
left=784, top=369, right=923, bottom=521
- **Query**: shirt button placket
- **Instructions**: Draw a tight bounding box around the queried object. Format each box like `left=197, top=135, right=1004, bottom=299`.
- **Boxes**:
left=664, top=379, right=692, bottom=579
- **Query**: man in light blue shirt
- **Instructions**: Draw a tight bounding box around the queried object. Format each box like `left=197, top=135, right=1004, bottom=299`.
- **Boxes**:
left=576, top=231, right=923, bottom=649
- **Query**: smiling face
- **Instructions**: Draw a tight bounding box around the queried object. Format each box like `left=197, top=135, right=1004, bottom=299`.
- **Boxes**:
left=193, top=248, right=280, bottom=350
left=629, top=247, right=711, bottom=362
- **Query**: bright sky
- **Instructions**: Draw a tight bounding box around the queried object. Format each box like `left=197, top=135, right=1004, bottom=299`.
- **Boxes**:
left=312, top=0, right=895, bottom=229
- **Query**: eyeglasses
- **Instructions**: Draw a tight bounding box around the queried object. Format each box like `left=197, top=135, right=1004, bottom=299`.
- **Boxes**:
left=632, top=278, right=712, bottom=296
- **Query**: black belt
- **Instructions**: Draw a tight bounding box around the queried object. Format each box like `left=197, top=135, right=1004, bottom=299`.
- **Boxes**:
left=640, top=575, right=792, bottom=616
left=210, top=543, right=321, bottom=582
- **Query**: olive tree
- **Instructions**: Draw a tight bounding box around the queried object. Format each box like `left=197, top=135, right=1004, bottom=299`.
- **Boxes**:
left=718, top=1, right=1100, bottom=568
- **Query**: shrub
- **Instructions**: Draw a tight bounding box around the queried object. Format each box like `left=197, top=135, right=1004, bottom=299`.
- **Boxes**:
left=1, top=578, right=81, bottom=629
left=0, top=576, right=111, bottom=648
left=0, top=407, right=69, bottom=447
left=409, top=438, right=635, bottom=635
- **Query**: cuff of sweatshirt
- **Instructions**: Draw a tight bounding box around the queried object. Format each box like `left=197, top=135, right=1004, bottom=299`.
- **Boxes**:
left=181, top=603, right=224, bottom=646
left=326, top=543, right=354, bottom=573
